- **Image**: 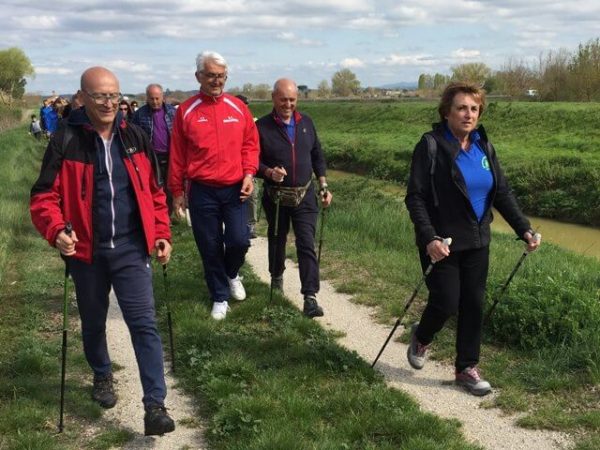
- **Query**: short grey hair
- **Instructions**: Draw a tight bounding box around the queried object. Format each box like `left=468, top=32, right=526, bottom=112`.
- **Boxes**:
left=196, top=51, right=228, bottom=73
left=146, top=83, right=163, bottom=95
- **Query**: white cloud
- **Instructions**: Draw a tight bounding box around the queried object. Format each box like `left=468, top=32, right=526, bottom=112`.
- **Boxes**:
left=276, top=32, right=323, bottom=47
left=340, top=58, right=365, bottom=68
left=451, top=48, right=481, bottom=59
left=377, top=53, right=438, bottom=67
left=108, top=60, right=152, bottom=73
left=35, top=67, right=74, bottom=75
left=13, top=15, right=59, bottom=30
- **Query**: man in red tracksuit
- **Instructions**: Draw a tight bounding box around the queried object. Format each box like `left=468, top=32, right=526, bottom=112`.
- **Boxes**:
left=168, top=51, right=259, bottom=321
left=30, top=66, right=175, bottom=436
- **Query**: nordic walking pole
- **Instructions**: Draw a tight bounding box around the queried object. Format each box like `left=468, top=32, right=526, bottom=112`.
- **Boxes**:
left=158, top=242, right=175, bottom=373
left=371, top=237, right=452, bottom=368
left=58, top=222, right=73, bottom=433
left=485, top=232, right=541, bottom=323
left=269, top=191, right=282, bottom=304
left=317, top=186, right=329, bottom=265
left=256, top=180, right=263, bottom=223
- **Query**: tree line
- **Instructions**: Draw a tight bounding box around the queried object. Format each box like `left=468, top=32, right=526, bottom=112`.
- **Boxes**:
left=418, top=37, right=600, bottom=101
left=3, top=36, right=600, bottom=103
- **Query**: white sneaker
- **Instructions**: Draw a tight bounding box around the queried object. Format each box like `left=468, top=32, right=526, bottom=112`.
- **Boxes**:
left=228, top=275, right=246, bottom=301
left=210, top=301, right=229, bottom=320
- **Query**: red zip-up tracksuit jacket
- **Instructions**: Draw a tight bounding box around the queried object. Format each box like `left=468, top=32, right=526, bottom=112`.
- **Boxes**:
left=168, top=91, right=259, bottom=196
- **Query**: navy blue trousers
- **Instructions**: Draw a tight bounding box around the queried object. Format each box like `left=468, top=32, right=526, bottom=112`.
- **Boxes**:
left=69, top=237, right=167, bottom=407
left=188, top=181, right=250, bottom=303
left=415, top=245, right=489, bottom=371
left=262, top=186, right=320, bottom=296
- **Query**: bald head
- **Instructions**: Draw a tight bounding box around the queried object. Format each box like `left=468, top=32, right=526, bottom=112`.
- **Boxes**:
left=80, top=66, right=119, bottom=92
left=273, top=78, right=298, bottom=96
left=272, top=78, right=298, bottom=123
left=79, top=66, right=120, bottom=135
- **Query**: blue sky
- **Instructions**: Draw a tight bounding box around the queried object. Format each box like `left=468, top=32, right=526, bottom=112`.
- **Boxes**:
left=2, top=0, right=599, bottom=95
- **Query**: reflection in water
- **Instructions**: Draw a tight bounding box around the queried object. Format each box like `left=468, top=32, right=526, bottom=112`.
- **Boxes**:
left=492, top=211, right=600, bottom=260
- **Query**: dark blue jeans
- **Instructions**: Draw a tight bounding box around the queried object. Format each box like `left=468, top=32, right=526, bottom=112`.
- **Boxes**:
left=415, top=245, right=489, bottom=372
left=69, top=237, right=167, bottom=407
left=262, top=186, right=320, bottom=296
left=188, top=181, right=250, bottom=302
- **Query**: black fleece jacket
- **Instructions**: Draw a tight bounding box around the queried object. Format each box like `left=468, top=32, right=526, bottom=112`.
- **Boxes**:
left=405, top=123, right=531, bottom=252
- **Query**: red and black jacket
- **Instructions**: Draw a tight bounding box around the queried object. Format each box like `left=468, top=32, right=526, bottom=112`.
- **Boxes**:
left=30, top=109, right=171, bottom=263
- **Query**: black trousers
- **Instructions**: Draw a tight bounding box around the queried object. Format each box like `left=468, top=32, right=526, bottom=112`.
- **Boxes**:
left=415, top=245, right=489, bottom=372
left=262, top=187, right=319, bottom=296
left=155, top=153, right=172, bottom=215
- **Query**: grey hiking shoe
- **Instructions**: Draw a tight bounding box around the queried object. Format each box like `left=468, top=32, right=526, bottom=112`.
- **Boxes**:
left=455, top=366, right=492, bottom=396
left=271, top=276, right=283, bottom=292
left=92, top=373, right=117, bottom=408
left=303, top=295, right=324, bottom=318
left=407, top=323, right=429, bottom=370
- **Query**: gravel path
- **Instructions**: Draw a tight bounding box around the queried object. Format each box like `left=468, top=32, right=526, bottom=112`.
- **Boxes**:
left=103, top=291, right=206, bottom=449
left=246, top=237, right=572, bottom=450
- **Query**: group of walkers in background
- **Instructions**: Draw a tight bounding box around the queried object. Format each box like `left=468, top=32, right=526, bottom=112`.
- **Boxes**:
left=28, top=49, right=540, bottom=437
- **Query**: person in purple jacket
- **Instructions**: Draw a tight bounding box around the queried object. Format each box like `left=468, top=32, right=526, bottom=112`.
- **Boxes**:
left=132, top=84, right=176, bottom=214
left=256, top=78, right=333, bottom=318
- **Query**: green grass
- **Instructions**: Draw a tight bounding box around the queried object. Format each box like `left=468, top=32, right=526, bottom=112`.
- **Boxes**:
left=157, top=223, right=479, bottom=449
left=313, top=171, right=600, bottom=446
left=250, top=100, right=600, bottom=226
left=0, top=123, right=478, bottom=448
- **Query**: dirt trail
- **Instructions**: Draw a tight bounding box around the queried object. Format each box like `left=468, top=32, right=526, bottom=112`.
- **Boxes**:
left=104, top=291, right=206, bottom=449
left=246, top=237, right=572, bottom=450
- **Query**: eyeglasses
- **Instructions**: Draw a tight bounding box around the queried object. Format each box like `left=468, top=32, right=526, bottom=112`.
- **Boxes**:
left=201, top=71, right=227, bottom=81
left=83, top=91, right=122, bottom=105
left=119, top=107, right=129, bottom=111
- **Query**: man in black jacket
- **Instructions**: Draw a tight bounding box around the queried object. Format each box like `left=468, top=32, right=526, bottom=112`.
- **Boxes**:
left=256, top=78, right=332, bottom=317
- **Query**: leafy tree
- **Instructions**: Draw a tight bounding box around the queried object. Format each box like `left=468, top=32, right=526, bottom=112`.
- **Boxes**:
left=568, top=38, right=600, bottom=101
left=433, top=73, right=449, bottom=90
left=253, top=83, right=270, bottom=100
left=417, top=73, right=434, bottom=90
left=0, top=47, right=34, bottom=104
left=317, top=79, right=331, bottom=98
left=495, top=58, right=537, bottom=97
left=538, top=49, right=570, bottom=101
left=331, top=69, right=360, bottom=97
left=450, top=62, right=491, bottom=86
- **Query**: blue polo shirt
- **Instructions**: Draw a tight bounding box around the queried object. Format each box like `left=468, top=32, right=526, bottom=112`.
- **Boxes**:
left=446, top=126, right=494, bottom=222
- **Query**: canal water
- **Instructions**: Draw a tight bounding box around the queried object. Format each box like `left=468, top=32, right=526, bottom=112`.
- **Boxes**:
left=492, top=212, right=600, bottom=260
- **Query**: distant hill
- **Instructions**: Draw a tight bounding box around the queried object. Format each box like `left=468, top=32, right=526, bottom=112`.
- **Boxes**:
left=378, top=81, right=417, bottom=90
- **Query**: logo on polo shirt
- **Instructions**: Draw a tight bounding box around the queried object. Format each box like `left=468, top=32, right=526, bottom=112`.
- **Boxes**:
left=481, top=156, right=490, bottom=170
left=223, top=116, right=239, bottom=123
left=197, top=116, right=208, bottom=122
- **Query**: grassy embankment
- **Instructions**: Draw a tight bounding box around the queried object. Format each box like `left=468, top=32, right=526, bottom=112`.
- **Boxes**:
left=0, top=121, right=477, bottom=448
left=251, top=101, right=600, bottom=226
left=2, top=102, right=598, bottom=449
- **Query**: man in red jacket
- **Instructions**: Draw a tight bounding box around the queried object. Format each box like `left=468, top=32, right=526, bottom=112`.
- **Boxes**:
left=169, top=51, right=259, bottom=320
left=30, top=66, right=175, bottom=436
